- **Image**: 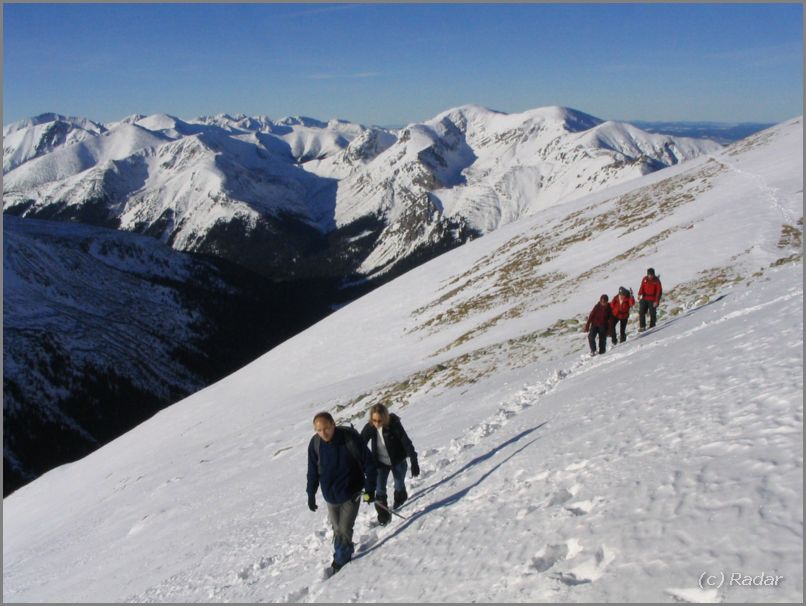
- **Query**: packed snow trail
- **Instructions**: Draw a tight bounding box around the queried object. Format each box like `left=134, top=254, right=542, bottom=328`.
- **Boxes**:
left=294, top=270, right=800, bottom=604
left=126, top=265, right=801, bottom=603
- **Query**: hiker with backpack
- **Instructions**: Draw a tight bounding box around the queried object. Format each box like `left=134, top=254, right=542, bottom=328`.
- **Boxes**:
left=360, top=404, right=419, bottom=526
left=610, top=286, right=636, bottom=344
left=306, top=412, right=377, bottom=574
left=584, top=294, right=614, bottom=356
left=637, top=268, right=663, bottom=331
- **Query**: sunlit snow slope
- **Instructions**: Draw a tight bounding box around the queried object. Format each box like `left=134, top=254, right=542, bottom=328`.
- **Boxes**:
left=3, top=118, right=802, bottom=603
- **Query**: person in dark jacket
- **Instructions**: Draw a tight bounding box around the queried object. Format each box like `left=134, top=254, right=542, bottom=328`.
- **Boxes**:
left=610, top=286, right=636, bottom=344
left=584, top=294, right=613, bottom=356
left=307, top=412, right=377, bottom=573
left=637, top=267, right=663, bottom=331
left=360, top=404, right=419, bottom=525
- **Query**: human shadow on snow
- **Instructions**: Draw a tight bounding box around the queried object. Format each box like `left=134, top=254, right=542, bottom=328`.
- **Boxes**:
left=634, top=294, right=728, bottom=339
left=353, top=421, right=549, bottom=560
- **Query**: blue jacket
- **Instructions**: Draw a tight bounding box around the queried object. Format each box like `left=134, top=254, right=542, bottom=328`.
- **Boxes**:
left=307, top=426, right=377, bottom=505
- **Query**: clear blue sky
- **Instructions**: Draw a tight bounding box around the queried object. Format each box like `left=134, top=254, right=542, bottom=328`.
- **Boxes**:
left=3, top=3, right=803, bottom=126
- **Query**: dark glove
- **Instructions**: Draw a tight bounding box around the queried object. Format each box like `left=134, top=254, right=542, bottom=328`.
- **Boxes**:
left=308, top=494, right=318, bottom=512
left=410, top=458, right=420, bottom=477
left=363, top=490, right=375, bottom=503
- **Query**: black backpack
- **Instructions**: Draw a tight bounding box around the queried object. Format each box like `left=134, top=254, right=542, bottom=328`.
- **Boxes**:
left=312, top=425, right=363, bottom=475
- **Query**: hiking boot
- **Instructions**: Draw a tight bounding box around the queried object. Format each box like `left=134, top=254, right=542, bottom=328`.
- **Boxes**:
left=375, top=496, right=391, bottom=525
left=393, top=489, right=408, bottom=509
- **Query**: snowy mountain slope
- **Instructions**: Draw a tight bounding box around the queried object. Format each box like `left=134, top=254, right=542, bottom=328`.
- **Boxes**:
left=4, top=106, right=719, bottom=280
left=2, top=217, right=334, bottom=495
left=3, top=118, right=800, bottom=603
left=2, top=113, right=107, bottom=173
left=331, top=105, right=721, bottom=277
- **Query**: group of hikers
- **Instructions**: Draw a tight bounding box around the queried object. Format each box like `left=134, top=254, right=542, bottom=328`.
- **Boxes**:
left=583, top=267, right=663, bottom=356
left=306, top=404, right=418, bottom=575
left=305, top=267, right=664, bottom=575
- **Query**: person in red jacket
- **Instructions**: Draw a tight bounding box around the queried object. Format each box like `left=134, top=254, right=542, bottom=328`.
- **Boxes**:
left=584, top=294, right=613, bottom=356
left=610, top=286, right=636, bottom=344
left=637, top=268, right=663, bottom=331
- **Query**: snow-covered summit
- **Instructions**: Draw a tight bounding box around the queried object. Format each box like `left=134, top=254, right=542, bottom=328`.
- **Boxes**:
left=2, top=113, right=108, bottom=173
left=4, top=105, right=721, bottom=280
left=3, top=115, right=801, bottom=603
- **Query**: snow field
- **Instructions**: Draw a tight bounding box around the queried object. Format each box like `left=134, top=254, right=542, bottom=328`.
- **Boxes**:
left=118, top=263, right=800, bottom=603
left=3, top=118, right=801, bottom=603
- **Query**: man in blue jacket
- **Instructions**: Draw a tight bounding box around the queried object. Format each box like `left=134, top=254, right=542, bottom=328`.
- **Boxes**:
left=307, top=411, right=377, bottom=573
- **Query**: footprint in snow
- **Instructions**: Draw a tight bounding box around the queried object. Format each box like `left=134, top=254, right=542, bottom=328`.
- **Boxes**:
left=552, top=545, right=615, bottom=586
left=357, top=529, right=380, bottom=551
left=282, top=586, right=309, bottom=603
left=235, top=556, right=274, bottom=582
left=548, top=487, right=576, bottom=507
left=564, top=499, right=595, bottom=516
left=530, top=538, right=583, bottom=573
left=531, top=543, right=569, bottom=572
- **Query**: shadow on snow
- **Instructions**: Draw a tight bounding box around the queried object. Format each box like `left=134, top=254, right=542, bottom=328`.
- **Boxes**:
left=354, top=421, right=549, bottom=560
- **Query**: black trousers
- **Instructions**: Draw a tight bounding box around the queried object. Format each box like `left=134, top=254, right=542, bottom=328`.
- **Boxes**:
left=639, top=300, right=657, bottom=329
left=588, top=326, right=608, bottom=354
left=611, top=318, right=628, bottom=343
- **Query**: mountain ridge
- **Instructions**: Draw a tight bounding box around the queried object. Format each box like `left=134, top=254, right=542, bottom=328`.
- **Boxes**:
left=4, top=105, right=721, bottom=281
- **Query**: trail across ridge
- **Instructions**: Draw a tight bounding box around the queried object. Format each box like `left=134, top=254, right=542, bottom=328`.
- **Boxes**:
left=709, top=154, right=798, bottom=224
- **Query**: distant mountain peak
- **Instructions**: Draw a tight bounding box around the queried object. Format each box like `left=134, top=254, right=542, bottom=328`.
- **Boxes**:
left=4, top=104, right=723, bottom=280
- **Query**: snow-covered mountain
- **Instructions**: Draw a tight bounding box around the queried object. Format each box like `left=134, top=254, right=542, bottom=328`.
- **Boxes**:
left=3, top=117, right=801, bottom=602
left=3, top=106, right=720, bottom=280
left=2, top=113, right=108, bottom=173
left=2, top=216, right=333, bottom=495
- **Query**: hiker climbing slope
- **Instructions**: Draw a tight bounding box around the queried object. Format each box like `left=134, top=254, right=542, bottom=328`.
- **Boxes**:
left=306, top=412, right=377, bottom=575
left=361, top=404, right=419, bottom=526
left=584, top=294, right=614, bottom=356
left=637, top=268, right=663, bottom=331
left=610, top=286, right=636, bottom=344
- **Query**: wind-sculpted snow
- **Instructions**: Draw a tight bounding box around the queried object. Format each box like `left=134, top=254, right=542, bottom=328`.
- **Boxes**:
left=2, top=117, right=801, bottom=602
left=4, top=105, right=720, bottom=280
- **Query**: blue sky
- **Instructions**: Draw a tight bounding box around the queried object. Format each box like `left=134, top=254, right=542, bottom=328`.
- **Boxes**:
left=3, top=3, right=803, bottom=126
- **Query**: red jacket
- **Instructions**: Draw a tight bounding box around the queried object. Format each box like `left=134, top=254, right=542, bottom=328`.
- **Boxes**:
left=610, top=294, right=636, bottom=320
left=585, top=302, right=613, bottom=331
left=638, top=276, right=662, bottom=302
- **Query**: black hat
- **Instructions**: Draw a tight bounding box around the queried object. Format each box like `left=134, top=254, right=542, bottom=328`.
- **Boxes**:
left=600, top=294, right=609, bottom=301
left=647, top=268, right=655, bottom=276
left=619, top=286, right=629, bottom=296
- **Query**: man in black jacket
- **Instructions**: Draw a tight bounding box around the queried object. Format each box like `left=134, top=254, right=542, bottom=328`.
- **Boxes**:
left=361, top=404, right=419, bottom=525
left=307, top=412, right=377, bottom=573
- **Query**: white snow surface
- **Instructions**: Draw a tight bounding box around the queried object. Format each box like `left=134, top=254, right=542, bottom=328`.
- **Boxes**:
left=3, top=118, right=802, bottom=603
left=4, top=106, right=719, bottom=276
